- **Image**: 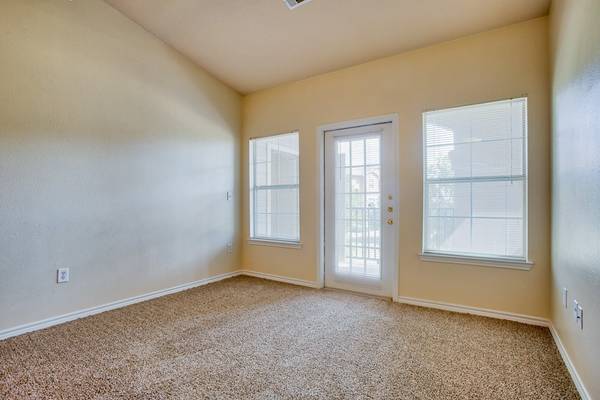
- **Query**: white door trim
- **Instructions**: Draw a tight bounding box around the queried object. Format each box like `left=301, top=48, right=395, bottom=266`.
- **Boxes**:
left=316, top=114, right=400, bottom=299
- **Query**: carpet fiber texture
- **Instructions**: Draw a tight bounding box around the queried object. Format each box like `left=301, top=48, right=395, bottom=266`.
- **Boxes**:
left=0, top=276, right=579, bottom=399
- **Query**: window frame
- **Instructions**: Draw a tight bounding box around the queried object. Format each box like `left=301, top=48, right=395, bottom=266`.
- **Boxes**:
left=421, top=97, right=531, bottom=268
left=249, top=131, right=301, bottom=246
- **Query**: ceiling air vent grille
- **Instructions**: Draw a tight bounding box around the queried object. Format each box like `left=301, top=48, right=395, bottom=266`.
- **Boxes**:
left=283, top=0, right=313, bottom=10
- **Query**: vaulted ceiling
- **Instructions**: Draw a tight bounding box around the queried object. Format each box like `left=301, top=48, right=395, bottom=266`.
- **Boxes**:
left=105, top=0, right=550, bottom=94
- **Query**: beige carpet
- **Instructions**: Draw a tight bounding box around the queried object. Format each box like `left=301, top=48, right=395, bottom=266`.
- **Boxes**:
left=0, top=276, right=578, bottom=399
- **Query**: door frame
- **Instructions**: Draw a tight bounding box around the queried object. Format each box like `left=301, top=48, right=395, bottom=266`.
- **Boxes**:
left=316, top=114, right=400, bottom=299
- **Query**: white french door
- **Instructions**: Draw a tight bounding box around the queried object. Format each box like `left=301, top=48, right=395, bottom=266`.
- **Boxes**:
left=324, top=122, right=397, bottom=297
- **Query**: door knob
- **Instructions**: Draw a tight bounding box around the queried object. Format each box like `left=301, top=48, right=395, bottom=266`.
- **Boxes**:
left=387, top=218, right=393, bottom=225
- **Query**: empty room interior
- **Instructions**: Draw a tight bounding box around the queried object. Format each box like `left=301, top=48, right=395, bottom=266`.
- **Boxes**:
left=1, top=0, right=599, bottom=399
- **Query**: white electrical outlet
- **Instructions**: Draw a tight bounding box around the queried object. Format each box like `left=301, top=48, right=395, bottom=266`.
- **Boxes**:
left=563, top=288, right=568, bottom=308
left=573, top=300, right=583, bottom=330
left=226, top=242, right=233, bottom=254
left=57, top=268, right=69, bottom=283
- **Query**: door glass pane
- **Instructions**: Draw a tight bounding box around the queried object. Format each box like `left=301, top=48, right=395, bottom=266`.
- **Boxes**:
left=334, top=135, right=382, bottom=279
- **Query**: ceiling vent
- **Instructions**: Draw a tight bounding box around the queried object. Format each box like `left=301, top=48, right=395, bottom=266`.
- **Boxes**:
left=283, top=0, right=313, bottom=10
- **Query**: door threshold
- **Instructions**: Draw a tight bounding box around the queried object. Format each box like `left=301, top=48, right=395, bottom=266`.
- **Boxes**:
left=323, top=287, right=392, bottom=302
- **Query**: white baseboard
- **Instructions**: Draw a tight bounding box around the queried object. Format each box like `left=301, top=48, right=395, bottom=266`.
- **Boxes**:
left=238, top=269, right=321, bottom=288
left=548, top=323, right=591, bottom=400
left=0, top=269, right=591, bottom=400
left=240, top=270, right=591, bottom=400
left=0, top=270, right=241, bottom=342
left=394, top=295, right=591, bottom=400
left=0, top=269, right=318, bottom=342
left=394, top=295, right=550, bottom=327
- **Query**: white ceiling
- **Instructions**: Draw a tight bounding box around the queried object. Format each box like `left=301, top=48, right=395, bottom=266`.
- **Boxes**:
left=105, top=0, right=550, bottom=94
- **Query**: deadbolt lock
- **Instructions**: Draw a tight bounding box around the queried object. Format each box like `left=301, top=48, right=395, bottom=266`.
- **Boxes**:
left=387, top=206, right=393, bottom=213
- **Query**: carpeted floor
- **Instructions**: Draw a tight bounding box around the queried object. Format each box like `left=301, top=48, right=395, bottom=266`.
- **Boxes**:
left=0, top=276, right=579, bottom=399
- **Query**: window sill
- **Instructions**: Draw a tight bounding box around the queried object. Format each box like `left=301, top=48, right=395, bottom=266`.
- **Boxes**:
left=419, top=252, right=534, bottom=271
left=248, top=239, right=303, bottom=249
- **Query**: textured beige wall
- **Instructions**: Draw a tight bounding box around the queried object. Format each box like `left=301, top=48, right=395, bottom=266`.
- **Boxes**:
left=242, top=18, right=551, bottom=318
left=0, top=0, right=241, bottom=331
left=550, top=0, right=600, bottom=397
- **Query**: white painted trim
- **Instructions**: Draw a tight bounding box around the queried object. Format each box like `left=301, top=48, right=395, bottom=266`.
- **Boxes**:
left=1, top=267, right=589, bottom=400
left=324, top=280, right=393, bottom=299
left=421, top=97, right=530, bottom=265
left=317, top=113, right=399, bottom=133
left=394, top=295, right=590, bottom=399
left=394, top=295, right=550, bottom=326
left=0, top=271, right=241, bottom=342
left=282, top=0, right=314, bottom=10
left=238, top=269, right=320, bottom=288
left=315, top=113, right=400, bottom=298
left=249, top=131, right=301, bottom=244
left=247, top=239, right=303, bottom=249
left=420, top=252, right=534, bottom=271
left=548, top=323, right=592, bottom=400
left=0, top=269, right=320, bottom=342
left=315, top=121, right=326, bottom=289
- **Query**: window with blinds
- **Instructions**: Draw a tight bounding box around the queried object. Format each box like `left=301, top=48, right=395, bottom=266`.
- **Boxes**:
left=249, top=132, right=300, bottom=242
left=422, top=98, right=527, bottom=261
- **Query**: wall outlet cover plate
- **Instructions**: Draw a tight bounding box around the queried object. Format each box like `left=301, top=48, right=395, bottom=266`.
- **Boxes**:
left=57, top=268, right=70, bottom=283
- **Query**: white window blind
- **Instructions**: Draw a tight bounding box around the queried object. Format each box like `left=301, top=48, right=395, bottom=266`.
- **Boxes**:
left=249, top=132, right=300, bottom=242
left=423, top=98, right=527, bottom=260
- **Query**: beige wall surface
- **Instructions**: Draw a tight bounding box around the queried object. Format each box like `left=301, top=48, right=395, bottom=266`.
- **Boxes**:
left=242, top=18, right=551, bottom=318
left=0, top=0, right=241, bottom=331
left=550, top=0, right=600, bottom=397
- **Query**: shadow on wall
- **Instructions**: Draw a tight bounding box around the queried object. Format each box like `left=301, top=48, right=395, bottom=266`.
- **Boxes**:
left=0, top=0, right=241, bottom=331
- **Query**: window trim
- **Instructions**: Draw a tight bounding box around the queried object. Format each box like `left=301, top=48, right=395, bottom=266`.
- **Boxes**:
left=247, top=238, right=303, bottom=249
left=419, top=252, right=533, bottom=270
left=421, top=97, right=530, bottom=266
left=249, top=131, right=301, bottom=244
